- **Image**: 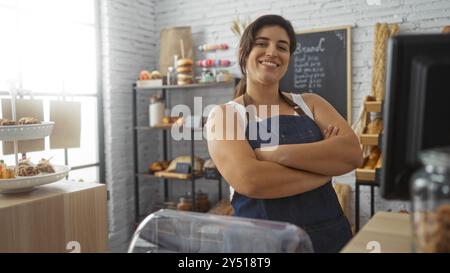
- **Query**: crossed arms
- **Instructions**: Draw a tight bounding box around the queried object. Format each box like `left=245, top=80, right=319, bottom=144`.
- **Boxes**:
left=206, top=94, right=363, bottom=199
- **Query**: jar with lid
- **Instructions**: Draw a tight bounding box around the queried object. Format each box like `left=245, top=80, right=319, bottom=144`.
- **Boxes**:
left=149, top=96, right=164, bottom=127
left=410, top=146, right=450, bottom=253
left=167, top=66, right=175, bottom=85
left=195, top=191, right=210, bottom=212
left=177, top=196, right=193, bottom=211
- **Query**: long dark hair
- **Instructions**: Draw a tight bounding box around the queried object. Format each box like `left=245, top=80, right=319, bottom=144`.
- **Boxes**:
left=234, top=15, right=297, bottom=98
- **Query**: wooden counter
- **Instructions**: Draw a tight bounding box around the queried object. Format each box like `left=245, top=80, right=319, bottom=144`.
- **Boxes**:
left=0, top=180, right=108, bottom=253
left=341, top=211, right=413, bottom=253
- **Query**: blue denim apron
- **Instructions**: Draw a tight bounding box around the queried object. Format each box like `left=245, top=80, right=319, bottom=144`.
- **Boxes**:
left=231, top=94, right=353, bottom=253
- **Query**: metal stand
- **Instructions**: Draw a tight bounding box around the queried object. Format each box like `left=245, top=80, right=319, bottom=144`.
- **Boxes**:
left=132, top=83, right=231, bottom=224
left=354, top=179, right=380, bottom=232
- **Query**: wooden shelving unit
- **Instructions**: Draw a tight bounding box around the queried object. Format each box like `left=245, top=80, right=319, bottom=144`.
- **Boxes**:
left=355, top=96, right=383, bottom=232
left=359, top=134, right=379, bottom=146
left=364, top=100, right=382, bottom=112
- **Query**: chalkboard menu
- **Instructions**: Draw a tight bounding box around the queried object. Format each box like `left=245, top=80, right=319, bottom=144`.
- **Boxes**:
left=280, top=26, right=352, bottom=122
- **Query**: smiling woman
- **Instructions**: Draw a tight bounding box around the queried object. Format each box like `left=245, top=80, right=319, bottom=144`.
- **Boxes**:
left=206, top=14, right=362, bottom=253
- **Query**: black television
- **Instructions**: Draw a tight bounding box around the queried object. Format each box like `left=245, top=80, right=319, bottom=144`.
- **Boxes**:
left=380, top=34, right=450, bottom=200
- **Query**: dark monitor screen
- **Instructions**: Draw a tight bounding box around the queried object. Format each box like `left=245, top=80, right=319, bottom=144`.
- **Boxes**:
left=380, top=34, right=450, bottom=201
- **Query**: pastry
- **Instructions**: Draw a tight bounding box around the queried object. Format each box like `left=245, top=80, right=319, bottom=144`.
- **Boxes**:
left=165, top=156, right=204, bottom=173
left=14, top=158, right=39, bottom=176
left=366, top=118, right=383, bottom=134
left=375, top=155, right=382, bottom=168
left=176, top=58, right=194, bottom=85
left=176, top=66, right=193, bottom=73
left=36, top=158, right=55, bottom=173
left=149, top=160, right=171, bottom=174
left=0, top=118, right=17, bottom=126
left=364, top=147, right=381, bottom=169
left=0, top=160, right=14, bottom=179
left=18, top=117, right=40, bottom=125
left=177, top=58, right=193, bottom=67
left=150, top=70, right=162, bottom=79
left=1, top=167, right=15, bottom=179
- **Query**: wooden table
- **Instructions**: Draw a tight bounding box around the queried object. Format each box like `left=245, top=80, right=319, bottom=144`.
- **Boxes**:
left=341, top=211, right=413, bottom=253
left=0, top=180, right=108, bottom=253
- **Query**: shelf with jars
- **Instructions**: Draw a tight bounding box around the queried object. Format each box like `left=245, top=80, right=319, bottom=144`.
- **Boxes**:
left=132, top=81, right=235, bottom=225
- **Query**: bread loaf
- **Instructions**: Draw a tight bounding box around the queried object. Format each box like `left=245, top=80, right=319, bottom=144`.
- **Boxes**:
left=166, top=156, right=204, bottom=173
left=364, top=147, right=381, bottom=169
left=366, top=118, right=383, bottom=134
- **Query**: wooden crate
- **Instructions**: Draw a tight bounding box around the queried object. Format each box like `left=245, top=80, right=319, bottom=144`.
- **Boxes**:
left=364, top=100, right=382, bottom=112
left=355, top=168, right=376, bottom=181
left=359, top=134, right=379, bottom=145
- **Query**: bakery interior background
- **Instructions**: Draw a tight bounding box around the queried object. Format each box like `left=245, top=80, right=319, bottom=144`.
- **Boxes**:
left=0, top=0, right=449, bottom=252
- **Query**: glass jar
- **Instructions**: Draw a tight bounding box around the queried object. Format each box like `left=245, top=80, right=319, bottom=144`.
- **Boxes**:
left=149, top=96, right=164, bottom=127
left=177, top=196, right=193, bottom=211
left=410, top=146, right=450, bottom=253
left=195, top=191, right=210, bottom=213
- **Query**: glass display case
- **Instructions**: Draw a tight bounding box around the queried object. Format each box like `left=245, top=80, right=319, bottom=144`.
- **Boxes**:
left=128, top=209, right=313, bottom=253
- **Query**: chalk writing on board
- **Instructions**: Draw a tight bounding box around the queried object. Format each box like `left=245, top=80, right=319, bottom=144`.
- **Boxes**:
left=294, top=38, right=327, bottom=90
left=279, top=26, right=351, bottom=122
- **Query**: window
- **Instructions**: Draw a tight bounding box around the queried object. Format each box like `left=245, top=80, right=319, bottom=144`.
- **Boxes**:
left=0, top=0, right=104, bottom=183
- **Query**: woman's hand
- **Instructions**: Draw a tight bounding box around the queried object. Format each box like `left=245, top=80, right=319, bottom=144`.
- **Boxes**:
left=255, top=124, right=339, bottom=163
left=323, top=125, right=339, bottom=139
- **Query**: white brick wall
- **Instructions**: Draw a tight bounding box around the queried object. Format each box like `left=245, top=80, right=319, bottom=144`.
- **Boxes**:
left=101, top=0, right=450, bottom=251
left=100, top=0, right=157, bottom=252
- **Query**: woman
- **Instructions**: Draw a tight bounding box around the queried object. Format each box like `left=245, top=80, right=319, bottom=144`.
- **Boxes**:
left=206, top=15, right=363, bottom=253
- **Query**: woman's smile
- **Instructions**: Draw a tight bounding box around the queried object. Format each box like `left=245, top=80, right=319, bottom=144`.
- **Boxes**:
left=246, top=25, right=290, bottom=84
left=258, top=59, right=280, bottom=69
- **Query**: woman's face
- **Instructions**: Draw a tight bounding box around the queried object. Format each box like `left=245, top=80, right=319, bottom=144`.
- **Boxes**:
left=246, top=25, right=291, bottom=86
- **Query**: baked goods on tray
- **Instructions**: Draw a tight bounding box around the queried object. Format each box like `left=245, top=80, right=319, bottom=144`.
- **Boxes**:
left=0, top=160, right=15, bottom=179
left=0, top=117, right=41, bottom=126
left=15, top=158, right=39, bottom=177
left=10, top=158, right=56, bottom=177
left=0, top=118, right=17, bottom=126
left=36, top=158, right=56, bottom=173
left=165, top=156, right=204, bottom=173
left=364, top=147, right=381, bottom=169
left=18, top=117, right=40, bottom=125
left=149, top=160, right=171, bottom=174
left=366, top=117, right=383, bottom=134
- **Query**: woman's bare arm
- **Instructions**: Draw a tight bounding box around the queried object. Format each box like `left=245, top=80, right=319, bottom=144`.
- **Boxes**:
left=206, top=104, right=331, bottom=199
left=255, top=93, right=363, bottom=176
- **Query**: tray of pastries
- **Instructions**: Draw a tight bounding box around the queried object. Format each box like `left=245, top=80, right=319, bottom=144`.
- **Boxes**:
left=0, top=158, right=70, bottom=193
left=0, top=117, right=54, bottom=141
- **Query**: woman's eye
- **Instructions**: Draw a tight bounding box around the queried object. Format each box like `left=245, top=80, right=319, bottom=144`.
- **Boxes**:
left=255, top=42, right=267, bottom=47
left=278, top=46, right=288, bottom=51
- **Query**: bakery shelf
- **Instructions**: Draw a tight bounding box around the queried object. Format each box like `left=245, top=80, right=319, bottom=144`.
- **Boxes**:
left=137, top=172, right=214, bottom=181
left=364, top=100, right=382, bottom=112
left=355, top=168, right=376, bottom=182
left=0, top=165, right=71, bottom=193
left=136, top=81, right=234, bottom=91
left=135, top=125, right=203, bottom=132
left=135, top=125, right=173, bottom=130
left=132, top=81, right=234, bottom=224
left=0, top=122, right=55, bottom=141
left=137, top=172, right=203, bottom=181
left=359, top=134, right=379, bottom=146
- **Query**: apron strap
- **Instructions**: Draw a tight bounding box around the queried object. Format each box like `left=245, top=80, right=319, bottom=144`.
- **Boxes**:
left=243, top=90, right=305, bottom=119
